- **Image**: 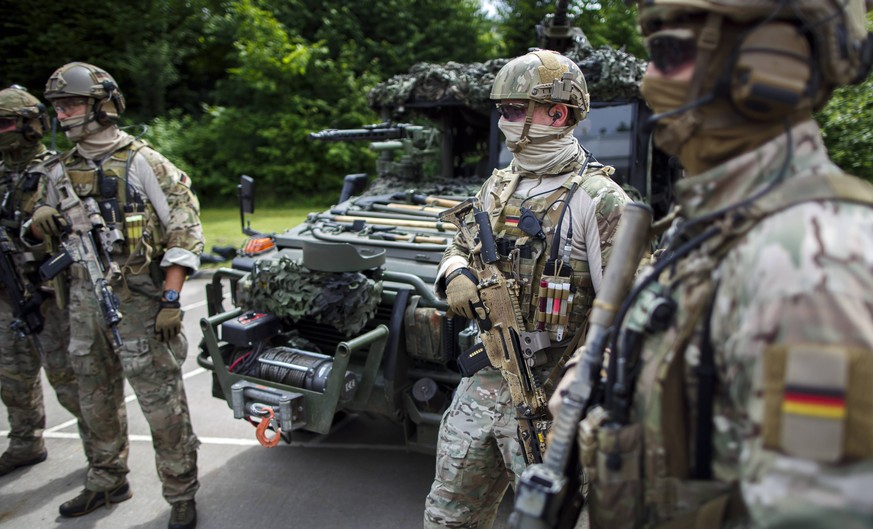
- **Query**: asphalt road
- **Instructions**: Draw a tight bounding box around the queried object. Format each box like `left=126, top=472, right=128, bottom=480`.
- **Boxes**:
left=0, top=273, right=512, bottom=529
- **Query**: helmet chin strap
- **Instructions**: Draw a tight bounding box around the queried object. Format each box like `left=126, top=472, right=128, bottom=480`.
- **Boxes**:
left=505, top=100, right=539, bottom=153
left=59, top=112, right=100, bottom=132
left=58, top=99, right=105, bottom=132
left=505, top=100, right=572, bottom=153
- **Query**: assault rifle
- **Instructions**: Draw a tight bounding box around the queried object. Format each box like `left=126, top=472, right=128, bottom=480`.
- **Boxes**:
left=510, top=202, right=653, bottom=529
left=440, top=198, right=553, bottom=465
left=0, top=192, right=45, bottom=352
left=40, top=178, right=124, bottom=347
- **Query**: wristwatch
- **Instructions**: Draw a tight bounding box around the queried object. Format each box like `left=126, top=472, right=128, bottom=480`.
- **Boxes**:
left=162, top=289, right=180, bottom=303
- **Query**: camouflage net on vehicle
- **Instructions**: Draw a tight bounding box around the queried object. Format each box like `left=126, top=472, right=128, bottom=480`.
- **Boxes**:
left=368, top=33, right=646, bottom=113
left=236, top=255, right=383, bottom=337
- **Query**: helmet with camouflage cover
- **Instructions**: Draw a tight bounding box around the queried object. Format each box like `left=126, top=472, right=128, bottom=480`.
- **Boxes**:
left=491, top=50, right=590, bottom=124
left=44, top=62, right=126, bottom=125
left=637, top=0, right=872, bottom=174
left=0, top=85, right=49, bottom=152
left=638, top=0, right=873, bottom=104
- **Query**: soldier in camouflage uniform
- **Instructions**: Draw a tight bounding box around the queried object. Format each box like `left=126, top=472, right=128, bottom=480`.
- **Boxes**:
left=425, top=50, right=630, bottom=529
left=0, top=86, right=94, bottom=477
left=551, top=1, right=873, bottom=528
left=31, top=63, right=204, bottom=529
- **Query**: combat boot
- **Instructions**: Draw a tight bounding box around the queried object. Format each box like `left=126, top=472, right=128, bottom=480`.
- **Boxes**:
left=0, top=448, right=48, bottom=477
left=59, top=481, right=132, bottom=517
left=168, top=499, right=197, bottom=529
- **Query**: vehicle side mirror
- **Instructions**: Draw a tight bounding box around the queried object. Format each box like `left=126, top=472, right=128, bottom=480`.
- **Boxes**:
left=238, top=174, right=258, bottom=236
left=338, top=173, right=368, bottom=204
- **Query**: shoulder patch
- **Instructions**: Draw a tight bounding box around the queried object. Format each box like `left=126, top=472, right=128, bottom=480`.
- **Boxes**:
left=763, top=343, right=873, bottom=463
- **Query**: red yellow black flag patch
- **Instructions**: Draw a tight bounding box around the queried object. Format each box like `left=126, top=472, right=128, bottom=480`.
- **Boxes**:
left=782, top=385, right=847, bottom=419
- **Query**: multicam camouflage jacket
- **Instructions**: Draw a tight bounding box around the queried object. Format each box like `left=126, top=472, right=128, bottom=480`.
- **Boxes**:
left=439, top=152, right=630, bottom=354
left=589, top=120, right=873, bottom=529
left=38, top=130, right=204, bottom=272
left=0, top=145, right=64, bottom=273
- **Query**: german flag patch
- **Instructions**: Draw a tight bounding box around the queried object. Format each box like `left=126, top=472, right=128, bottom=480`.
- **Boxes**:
left=783, top=385, right=847, bottom=420
left=778, top=344, right=850, bottom=462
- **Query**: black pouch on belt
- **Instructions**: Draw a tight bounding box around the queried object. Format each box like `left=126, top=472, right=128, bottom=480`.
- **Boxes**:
left=457, top=342, right=492, bottom=377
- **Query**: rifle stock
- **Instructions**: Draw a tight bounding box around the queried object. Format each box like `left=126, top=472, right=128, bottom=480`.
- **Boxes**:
left=511, top=202, right=653, bottom=529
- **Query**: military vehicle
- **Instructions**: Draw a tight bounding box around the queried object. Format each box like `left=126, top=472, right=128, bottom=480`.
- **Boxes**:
left=197, top=7, right=679, bottom=453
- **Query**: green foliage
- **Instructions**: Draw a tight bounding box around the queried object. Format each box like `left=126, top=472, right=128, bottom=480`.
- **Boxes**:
left=495, top=0, right=644, bottom=58
left=6, top=0, right=866, bottom=201
left=578, top=1, right=645, bottom=58
left=147, top=0, right=381, bottom=202
left=816, top=74, right=873, bottom=182
left=815, top=13, right=873, bottom=182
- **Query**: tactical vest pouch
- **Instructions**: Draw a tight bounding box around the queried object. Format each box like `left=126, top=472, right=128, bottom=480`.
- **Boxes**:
left=124, top=211, right=145, bottom=257
left=457, top=342, right=491, bottom=377
left=404, top=296, right=452, bottom=364
left=68, top=169, right=99, bottom=196
left=652, top=485, right=744, bottom=529
left=762, top=343, right=873, bottom=462
left=579, top=407, right=643, bottom=529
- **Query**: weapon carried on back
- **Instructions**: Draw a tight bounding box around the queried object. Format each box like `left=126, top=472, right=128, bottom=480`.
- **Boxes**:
left=39, top=177, right=124, bottom=347
left=440, top=198, right=554, bottom=465
left=0, top=190, right=46, bottom=353
left=509, top=202, right=653, bottom=529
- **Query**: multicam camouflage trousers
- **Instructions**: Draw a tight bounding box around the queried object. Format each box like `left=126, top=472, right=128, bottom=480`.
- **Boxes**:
left=67, top=270, right=200, bottom=503
left=0, top=292, right=93, bottom=459
left=424, top=367, right=527, bottom=529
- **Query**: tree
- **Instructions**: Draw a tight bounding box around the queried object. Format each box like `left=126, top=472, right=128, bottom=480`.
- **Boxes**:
left=0, top=0, right=229, bottom=121
left=495, top=0, right=644, bottom=59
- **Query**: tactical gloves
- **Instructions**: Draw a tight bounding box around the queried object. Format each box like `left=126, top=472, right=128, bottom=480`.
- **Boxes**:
left=445, top=267, right=481, bottom=320
left=155, top=302, right=182, bottom=342
left=31, top=206, right=66, bottom=237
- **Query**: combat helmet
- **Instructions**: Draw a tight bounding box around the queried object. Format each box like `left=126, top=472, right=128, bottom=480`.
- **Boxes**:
left=0, top=85, right=49, bottom=150
left=44, top=62, right=126, bottom=125
left=491, top=50, right=590, bottom=123
left=638, top=0, right=873, bottom=114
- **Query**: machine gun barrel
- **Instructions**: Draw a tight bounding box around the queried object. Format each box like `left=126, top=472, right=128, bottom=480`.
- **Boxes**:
left=553, top=0, right=569, bottom=27
left=511, top=202, right=653, bottom=529
left=308, top=123, right=415, bottom=143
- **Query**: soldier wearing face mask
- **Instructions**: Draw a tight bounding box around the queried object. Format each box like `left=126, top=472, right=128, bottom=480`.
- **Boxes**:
left=547, top=1, right=873, bottom=528
left=423, top=50, right=631, bottom=529
left=32, top=62, right=203, bottom=529
left=0, top=85, right=95, bottom=479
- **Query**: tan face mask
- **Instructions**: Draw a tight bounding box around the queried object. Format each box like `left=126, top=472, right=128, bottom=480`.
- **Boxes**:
left=498, top=121, right=580, bottom=175
left=61, top=114, right=107, bottom=143
left=642, top=76, right=790, bottom=175
left=639, top=76, right=691, bottom=156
